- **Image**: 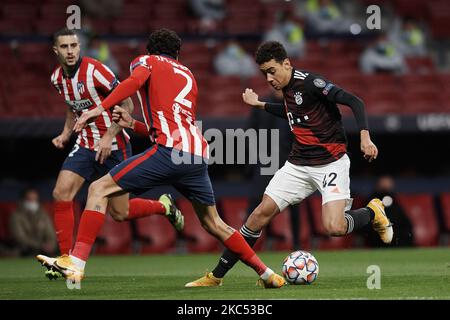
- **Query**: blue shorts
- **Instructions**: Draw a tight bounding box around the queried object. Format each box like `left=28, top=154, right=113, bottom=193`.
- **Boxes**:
left=109, top=144, right=215, bottom=205
left=61, top=143, right=132, bottom=182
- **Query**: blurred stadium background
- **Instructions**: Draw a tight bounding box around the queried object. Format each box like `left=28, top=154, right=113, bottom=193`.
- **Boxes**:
left=1, top=0, right=450, bottom=258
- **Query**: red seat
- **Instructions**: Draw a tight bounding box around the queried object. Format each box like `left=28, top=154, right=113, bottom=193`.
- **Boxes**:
left=396, top=193, right=439, bottom=247
left=39, top=4, right=70, bottom=19
left=177, top=198, right=220, bottom=253
left=307, top=196, right=354, bottom=250
left=2, top=4, right=39, bottom=19
left=0, top=202, right=17, bottom=243
left=439, top=193, right=450, bottom=232
left=225, top=18, right=261, bottom=34
left=0, top=18, right=32, bottom=35
left=95, top=215, right=132, bottom=254
left=219, top=197, right=265, bottom=251
left=35, top=19, right=67, bottom=36
left=135, top=215, right=177, bottom=254
left=149, top=19, right=187, bottom=33
left=112, top=18, right=149, bottom=35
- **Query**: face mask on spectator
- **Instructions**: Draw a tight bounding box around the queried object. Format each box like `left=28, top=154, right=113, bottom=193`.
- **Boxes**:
left=24, top=201, right=39, bottom=214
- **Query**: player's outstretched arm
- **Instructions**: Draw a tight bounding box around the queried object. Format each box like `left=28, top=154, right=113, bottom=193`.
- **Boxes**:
left=242, top=88, right=287, bottom=119
left=112, top=106, right=148, bottom=137
left=74, top=67, right=150, bottom=133
left=242, top=88, right=265, bottom=109
left=329, top=88, right=378, bottom=162
left=52, top=109, right=75, bottom=149
left=96, top=97, right=135, bottom=164
left=360, top=130, right=378, bottom=162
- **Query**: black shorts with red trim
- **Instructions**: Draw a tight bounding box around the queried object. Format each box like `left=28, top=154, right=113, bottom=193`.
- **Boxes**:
left=109, top=144, right=215, bottom=205
left=61, top=143, right=132, bottom=182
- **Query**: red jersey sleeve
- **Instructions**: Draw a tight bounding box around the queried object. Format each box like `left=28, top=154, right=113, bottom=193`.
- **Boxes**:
left=100, top=56, right=152, bottom=110
left=129, top=55, right=153, bottom=74
left=92, top=61, right=120, bottom=94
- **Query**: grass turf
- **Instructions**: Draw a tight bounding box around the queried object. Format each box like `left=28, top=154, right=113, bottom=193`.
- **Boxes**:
left=0, top=248, right=449, bottom=300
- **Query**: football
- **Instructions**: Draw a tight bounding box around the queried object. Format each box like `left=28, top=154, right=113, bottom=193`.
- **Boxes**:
left=282, top=250, right=319, bottom=285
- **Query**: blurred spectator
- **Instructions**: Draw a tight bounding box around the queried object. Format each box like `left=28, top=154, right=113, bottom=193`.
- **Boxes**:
left=189, top=0, right=226, bottom=33
left=365, top=175, right=414, bottom=247
left=213, top=40, right=258, bottom=78
left=360, top=33, right=408, bottom=74
left=79, top=0, right=122, bottom=19
left=86, top=35, right=120, bottom=76
left=264, top=10, right=306, bottom=58
left=74, top=15, right=96, bottom=55
left=305, top=0, right=352, bottom=35
left=246, top=89, right=300, bottom=249
left=389, top=17, right=427, bottom=57
left=9, top=188, right=57, bottom=256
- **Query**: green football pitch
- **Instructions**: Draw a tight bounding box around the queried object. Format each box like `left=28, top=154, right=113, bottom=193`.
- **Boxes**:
left=0, top=248, right=449, bottom=300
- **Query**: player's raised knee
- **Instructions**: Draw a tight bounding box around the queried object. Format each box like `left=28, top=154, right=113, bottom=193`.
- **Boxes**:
left=88, top=179, right=107, bottom=199
left=323, top=221, right=347, bottom=236
left=108, top=204, right=128, bottom=222
left=52, top=186, right=72, bottom=201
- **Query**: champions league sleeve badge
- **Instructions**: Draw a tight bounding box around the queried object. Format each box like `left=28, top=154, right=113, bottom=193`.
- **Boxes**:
left=313, top=78, right=326, bottom=88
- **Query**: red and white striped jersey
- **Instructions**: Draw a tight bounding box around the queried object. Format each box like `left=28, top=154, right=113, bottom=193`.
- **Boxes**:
left=51, top=56, right=129, bottom=152
left=130, top=54, right=209, bottom=158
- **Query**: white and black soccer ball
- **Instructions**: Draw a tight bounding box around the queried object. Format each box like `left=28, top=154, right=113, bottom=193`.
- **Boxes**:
left=282, top=250, right=319, bottom=285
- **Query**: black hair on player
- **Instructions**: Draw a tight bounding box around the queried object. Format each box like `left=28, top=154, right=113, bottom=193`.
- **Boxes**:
left=255, top=41, right=288, bottom=65
left=53, top=28, right=78, bottom=45
left=146, top=28, right=181, bottom=59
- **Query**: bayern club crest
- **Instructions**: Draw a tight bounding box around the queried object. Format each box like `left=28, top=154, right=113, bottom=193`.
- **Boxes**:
left=77, top=81, right=85, bottom=94
left=294, top=92, right=303, bottom=105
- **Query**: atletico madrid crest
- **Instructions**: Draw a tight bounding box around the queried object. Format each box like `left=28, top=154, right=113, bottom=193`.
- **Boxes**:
left=77, top=81, right=85, bottom=94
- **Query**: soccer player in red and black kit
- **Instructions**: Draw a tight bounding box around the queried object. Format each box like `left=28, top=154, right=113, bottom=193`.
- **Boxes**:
left=39, top=29, right=285, bottom=288
left=186, top=41, right=393, bottom=287
left=37, top=29, right=184, bottom=279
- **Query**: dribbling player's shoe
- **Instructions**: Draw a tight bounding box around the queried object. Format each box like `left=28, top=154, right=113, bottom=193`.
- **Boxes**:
left=257, top=273, right=286, bottom=289
left=159, top=193, right=184, bottom=231
left=45, top=269, right=63, bottom=280
left=36, top=254, right=63, bottom=280
left=367, top=198, right=393, bottom=244
left=51, top=255, right=84, bottom=283
left=185, top=272, right=223, bottom=287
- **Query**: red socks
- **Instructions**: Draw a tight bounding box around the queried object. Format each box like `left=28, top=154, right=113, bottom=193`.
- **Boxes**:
left=127, top=198, right=166, bottom=220
left=53, top=201, right=74, bottom=255
left=71, top=210, right=105, bottom=261
left=223, top=231, right=267, bottom=275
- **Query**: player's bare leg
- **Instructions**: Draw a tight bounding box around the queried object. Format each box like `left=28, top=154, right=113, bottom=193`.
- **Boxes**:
left=186, top=198, right=285, bottom=288
left=37, top=170, right=85, bottom=280
left=321, top=199, right=348, bottom=236
left=245, top=194, right=280, bottom=231
left=322, top=198, right=393, bottom=243
left=108, top=192, right=184, bottom=231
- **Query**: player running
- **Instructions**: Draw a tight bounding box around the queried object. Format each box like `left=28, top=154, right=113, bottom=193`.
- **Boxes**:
left=186, top=41, right=393, bottom=287
left=39, top=29, right=285, bottom=288
left=37, top=29, right=184, bottom=279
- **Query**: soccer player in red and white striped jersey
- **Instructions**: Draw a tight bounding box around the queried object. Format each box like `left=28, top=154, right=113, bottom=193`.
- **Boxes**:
left=38, top=29, right=184, bottom=280
left=49, top=29, right=285, bottom=288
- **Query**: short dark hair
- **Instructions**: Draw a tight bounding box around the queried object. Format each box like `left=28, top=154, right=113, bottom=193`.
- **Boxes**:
left=255, top=41, right=287, bottom=65
left=146, top=28, right=181, bottom=59
left=53, top=28, right=78, bottom=45
left=20, top=186, right=38, bottom=200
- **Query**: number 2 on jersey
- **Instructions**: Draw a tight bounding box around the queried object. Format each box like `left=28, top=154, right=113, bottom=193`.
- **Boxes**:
left=173, top=67, right=192, bottom=108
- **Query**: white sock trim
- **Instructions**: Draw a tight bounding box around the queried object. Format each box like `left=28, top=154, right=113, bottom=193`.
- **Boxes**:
left=70, top=255, right=86, bottom=270
left=259, top=268, right=274, bottom=281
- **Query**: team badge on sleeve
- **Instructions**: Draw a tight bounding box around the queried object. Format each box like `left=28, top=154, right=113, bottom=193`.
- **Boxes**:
left=313, top=78, right=326, bottom=88
left=322, top=83, right=335, bottom=96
